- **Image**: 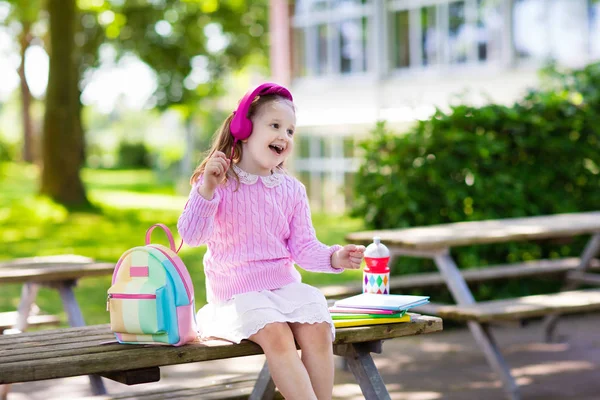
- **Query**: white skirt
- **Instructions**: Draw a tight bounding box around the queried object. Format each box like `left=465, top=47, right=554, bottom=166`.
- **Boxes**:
left=196, top=282, right=335, bottom=344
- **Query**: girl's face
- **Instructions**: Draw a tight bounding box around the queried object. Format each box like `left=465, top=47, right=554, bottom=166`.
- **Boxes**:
left=239, top=99, right=296, bottom=176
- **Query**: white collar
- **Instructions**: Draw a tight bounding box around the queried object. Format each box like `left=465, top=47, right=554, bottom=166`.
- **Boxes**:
left=232, top=164, right=284, bottom=188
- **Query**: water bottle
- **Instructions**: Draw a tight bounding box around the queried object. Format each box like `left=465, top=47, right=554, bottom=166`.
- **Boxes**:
left=363, top=236, right=390, bottom=294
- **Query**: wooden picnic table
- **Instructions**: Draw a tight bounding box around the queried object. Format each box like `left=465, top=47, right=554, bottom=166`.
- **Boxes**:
left=346, top=211, right=600, bottom=400
left=0, top=255, right=115, bottom=395
left=0, top=315, right=442, bottom=400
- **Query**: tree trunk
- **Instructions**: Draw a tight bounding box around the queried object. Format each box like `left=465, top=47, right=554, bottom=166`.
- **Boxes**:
left=41, top=0, right=89, bottom=208
left=18, top=22, right=35, bottom=163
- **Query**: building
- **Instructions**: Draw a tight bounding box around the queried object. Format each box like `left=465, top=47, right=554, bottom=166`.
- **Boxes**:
left=268, top=0, right=600, bottom=212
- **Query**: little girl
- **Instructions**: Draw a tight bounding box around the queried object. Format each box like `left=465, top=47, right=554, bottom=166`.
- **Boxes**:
left=177, top=83, right=365, bottom=400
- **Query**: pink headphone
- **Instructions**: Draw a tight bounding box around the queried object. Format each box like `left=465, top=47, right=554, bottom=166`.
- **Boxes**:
left=228, top=83, right=293, bottom=160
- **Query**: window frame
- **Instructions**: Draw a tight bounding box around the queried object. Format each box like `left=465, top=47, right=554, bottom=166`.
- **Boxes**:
left=291, top=0, right=375, bottom=78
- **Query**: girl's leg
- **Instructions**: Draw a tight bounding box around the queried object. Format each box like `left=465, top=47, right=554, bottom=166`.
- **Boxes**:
left=248, top=322, right=317, bottom=400
left=289, top=322, right=335, bottom=400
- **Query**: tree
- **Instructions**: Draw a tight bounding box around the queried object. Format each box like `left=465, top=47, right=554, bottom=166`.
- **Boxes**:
left=40, top=0, right=89, bottom=207
left=4, top=0, right=42, bottom=163
left=26, top=0, right=268, bottom=207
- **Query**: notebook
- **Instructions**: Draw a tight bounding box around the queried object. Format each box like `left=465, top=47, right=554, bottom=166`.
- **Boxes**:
left=333, top=314, right=411, bottom=328
left=328, top=306, right=400, bottom=315
left=334, top=293, right=430, bottom=311
left=330, top=310, right=406, bottom=320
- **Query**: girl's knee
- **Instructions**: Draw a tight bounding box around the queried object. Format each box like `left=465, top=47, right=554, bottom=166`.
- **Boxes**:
left=293, top=322, right=332, bottom=350
left=250, top=322, right=296, bottom=354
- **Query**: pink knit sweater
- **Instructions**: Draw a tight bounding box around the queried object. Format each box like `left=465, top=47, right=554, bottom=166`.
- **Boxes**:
left=177, top=166, right=343, bottom=303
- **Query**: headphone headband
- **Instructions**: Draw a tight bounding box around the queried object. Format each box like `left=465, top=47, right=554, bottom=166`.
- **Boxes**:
left=229, top=83, right=293, bottom=142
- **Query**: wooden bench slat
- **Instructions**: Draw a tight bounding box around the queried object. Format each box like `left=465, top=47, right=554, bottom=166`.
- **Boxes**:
left=567, top=272, right=600, bottom=286
left=0, top=324, right=110, bottom=345
left=0, top=262, right=115, bottom=284
left=0, top=315, right=442, bottom=384
left=0, top=312, right=61, bottom=332
left=320, top=257, right=600, bottom=298
left=3, top=341, right=125, bottom=363
left=345, top=211, right=600, bottom=249
left=0, top=254, right=115, bottom=284
left=432, top=289, right=600, bottom=322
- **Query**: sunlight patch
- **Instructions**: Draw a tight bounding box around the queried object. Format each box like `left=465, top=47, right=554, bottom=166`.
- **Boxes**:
left=512, top=360, right=595, bottom=377
left=89, top=190, right=187, bottom=211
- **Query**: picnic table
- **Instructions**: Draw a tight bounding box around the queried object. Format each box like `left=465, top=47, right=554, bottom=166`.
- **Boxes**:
left=346, top=211, right=600, bottom=400
left=0, top=315, right=442, bottom=400
left=0, top=255, right=115, bottom=395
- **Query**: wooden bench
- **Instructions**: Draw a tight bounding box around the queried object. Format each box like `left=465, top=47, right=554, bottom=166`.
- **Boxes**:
left=0, top=255, right=116, bottom=397
left=346, top=211, right=600, bottom=400
left=0, top=315, right=442, bottom=400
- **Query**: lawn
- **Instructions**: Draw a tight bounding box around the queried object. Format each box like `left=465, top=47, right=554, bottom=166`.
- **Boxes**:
left=0, top=162, right=365, bottom=325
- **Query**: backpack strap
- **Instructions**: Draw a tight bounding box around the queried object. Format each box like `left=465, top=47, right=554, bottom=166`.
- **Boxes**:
left=145, top=224, right=184, bottom=253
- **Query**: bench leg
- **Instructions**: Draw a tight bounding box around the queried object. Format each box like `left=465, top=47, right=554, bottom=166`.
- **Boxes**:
left=249, top=361, right=276, bottom=400
left=469, top=322, right=520, bottom=400
left=543, top=233, right=600, bottom=342
left=0, top=283, right=40, bottom=399
left=338, top=342, right=390, bottom=400
left=434, top=253, right=520, bottom=400
left=4, top=282, right=40, bottom=334
left=57, top=281, right=107, bottom=396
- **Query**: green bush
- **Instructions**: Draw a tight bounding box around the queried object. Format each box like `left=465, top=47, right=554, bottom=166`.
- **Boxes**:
left=117, top=141, right=151, bottom=169
left=0, top=137, right=16, bottom=162
left=352, top=63, right=600, bottom=300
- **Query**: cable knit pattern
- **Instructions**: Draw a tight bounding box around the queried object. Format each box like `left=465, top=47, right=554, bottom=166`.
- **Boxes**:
left=177, top=169, right=343, bottom=303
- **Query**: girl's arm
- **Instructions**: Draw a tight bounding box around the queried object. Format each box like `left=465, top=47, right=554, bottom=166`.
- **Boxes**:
left=177, top=182, right=221, bottom=246
left=287, top=182, right=343, bottom=273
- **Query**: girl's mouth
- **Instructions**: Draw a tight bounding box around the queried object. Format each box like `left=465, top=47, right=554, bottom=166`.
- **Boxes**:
left=269, top=144, right=284, bottom=155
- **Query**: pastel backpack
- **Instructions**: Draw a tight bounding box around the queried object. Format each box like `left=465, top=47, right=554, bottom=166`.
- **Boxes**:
left=107, top=224, right=197, bottom=346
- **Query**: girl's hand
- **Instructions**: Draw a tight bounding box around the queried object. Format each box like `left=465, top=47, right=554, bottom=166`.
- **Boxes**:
left=198, top=151, right=230, bottom=199
left=332, top=244, right=366, bottom=270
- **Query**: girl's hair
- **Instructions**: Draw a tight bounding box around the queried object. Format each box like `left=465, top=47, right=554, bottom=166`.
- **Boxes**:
left=190, top=94, right=294, bottom=186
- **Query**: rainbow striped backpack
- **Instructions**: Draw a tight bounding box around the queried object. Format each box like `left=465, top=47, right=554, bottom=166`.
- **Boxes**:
left=107, top=224, right=197, bottom=346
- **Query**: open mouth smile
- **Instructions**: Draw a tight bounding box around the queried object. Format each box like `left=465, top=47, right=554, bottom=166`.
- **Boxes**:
left=269, top=144, right=285, bottom=155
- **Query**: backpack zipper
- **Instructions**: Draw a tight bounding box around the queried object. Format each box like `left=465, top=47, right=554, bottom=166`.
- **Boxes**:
left=106, top=293, right=157, bottom=311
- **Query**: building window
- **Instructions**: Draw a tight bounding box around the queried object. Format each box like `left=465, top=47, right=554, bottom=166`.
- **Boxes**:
left=292, top=0, right=372, bottom=78
left=448, top=1, right=467, bottom=64
left=339, top=17, right=368, bottom=73
left=317, top=24, right=330, bottom=75
left=344, top=172, right=356, bottom=208
left=294, top=134, right=358, bottom=212
left=393, top=10, right=410, bottom=68
left=590, top=0, right=600, bottom=59
left=513, top=0, right=551, bottom=60
left=477, top=0, right=503, bottom=62
left=514, top=0, right=589, bottom=66
left=421, top=5, right=439, bottom=66
left=343, top=136, right=355, bottom=158
left=292, top=28, right=307, bottom=77
left=388, top=0, right=506, bottom=70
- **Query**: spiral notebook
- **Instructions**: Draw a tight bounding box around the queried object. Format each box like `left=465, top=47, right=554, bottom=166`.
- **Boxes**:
left=333, top=293, right=430, bottom=311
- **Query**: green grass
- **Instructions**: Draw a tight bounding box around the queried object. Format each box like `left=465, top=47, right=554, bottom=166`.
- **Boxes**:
left=0, top=162, right=365, bottom=325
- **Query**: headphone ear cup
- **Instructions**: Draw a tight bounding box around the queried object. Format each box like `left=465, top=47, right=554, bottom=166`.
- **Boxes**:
left=230, top=113, right=253, bottom=141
